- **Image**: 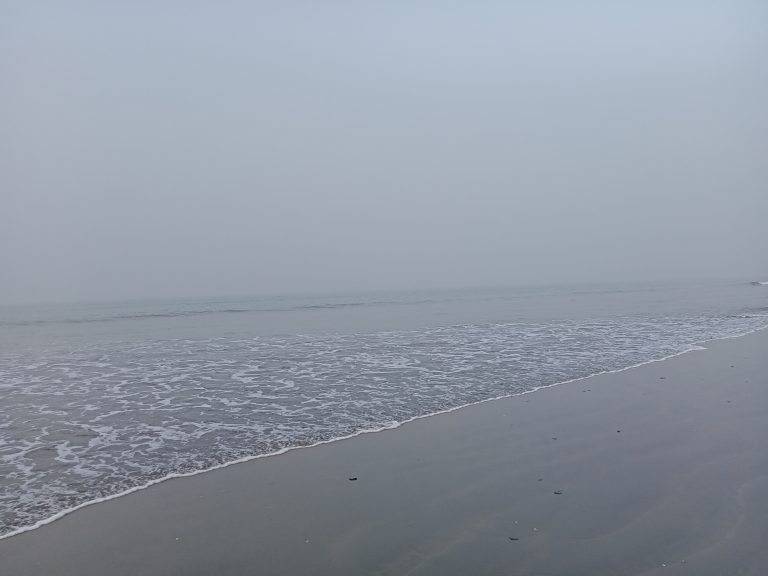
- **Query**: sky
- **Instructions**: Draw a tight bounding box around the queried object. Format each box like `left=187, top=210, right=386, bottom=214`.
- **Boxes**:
left=1, top=1, right=767, bottom=304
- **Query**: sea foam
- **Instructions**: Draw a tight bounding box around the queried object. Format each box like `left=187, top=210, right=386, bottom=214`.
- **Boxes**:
left=1, top=312, right=767, bottom=539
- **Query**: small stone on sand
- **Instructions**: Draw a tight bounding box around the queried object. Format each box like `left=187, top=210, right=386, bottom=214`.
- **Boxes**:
left=348, top=477, right=357, bottom=481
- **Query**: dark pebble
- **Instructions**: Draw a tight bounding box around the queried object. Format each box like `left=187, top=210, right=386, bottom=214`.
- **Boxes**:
left=617, top=430, right=621, bottom=433
left=659, top=376, right=666, bottom=380
left=508, top=537, right=520, bottom=541
left=348, top=477, right=358, bottom=481
left=553, top=490, right=563, bottom=495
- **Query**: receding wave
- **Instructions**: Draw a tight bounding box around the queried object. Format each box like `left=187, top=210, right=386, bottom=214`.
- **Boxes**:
left=1, top=312, right=767, bottom=537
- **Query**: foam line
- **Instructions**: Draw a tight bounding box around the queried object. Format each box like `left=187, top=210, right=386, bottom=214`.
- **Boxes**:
left=1, top=324, right=766, bottom=542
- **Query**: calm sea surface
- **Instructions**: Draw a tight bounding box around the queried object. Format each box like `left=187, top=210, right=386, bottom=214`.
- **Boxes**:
left=1, top=280, right=766, bottom=536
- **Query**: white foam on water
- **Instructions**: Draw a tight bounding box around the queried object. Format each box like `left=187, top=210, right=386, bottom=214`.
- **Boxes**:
left=1, top=321, right=766, bottom=542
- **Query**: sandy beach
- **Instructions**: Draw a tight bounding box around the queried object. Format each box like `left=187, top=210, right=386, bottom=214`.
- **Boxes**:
left=1, top=328, right=766, bottom=575
left=4, top=0, right=766, bottom=573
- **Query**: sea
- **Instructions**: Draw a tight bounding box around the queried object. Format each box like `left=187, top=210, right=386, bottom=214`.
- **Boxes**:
left=1, top=279, right=767, bottom=538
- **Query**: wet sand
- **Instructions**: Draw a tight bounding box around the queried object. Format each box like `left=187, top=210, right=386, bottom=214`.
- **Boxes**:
left=1, top=329, right=767, bottom=575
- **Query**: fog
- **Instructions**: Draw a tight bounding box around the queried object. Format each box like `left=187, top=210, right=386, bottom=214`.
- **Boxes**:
left=2, top=1, right=766, bottom=304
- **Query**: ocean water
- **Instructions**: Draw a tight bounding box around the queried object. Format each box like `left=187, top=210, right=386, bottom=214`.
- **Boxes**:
left=1, top=280, right=767, bottom=537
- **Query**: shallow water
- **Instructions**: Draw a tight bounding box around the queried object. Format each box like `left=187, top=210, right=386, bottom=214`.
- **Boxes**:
left=1, top=280, right=766, bottom=536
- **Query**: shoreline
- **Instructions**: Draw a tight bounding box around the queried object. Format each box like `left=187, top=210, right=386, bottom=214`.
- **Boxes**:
left=2, top=326, right=768, bottom=574
left=1, top=324, right=765, bottom=543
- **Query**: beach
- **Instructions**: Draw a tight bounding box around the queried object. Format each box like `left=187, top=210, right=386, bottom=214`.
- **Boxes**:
left=4, top=0, right=766, bottom=571
left=1, top=327, right=766, bottom=575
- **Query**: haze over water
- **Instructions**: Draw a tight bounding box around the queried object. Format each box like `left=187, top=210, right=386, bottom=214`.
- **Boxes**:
left=3, top=2, right=767, bottom=305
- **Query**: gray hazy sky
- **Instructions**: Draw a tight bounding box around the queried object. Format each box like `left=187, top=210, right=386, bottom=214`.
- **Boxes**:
left=2, top=1, right=767, bottom=304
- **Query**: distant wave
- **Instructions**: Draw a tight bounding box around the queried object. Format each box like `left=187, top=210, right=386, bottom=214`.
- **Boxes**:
left=571, top=287, right=659, bottom=296
left=0, top=299, right=438, bottom=328
left=0, top=308, right=252, bottom=327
